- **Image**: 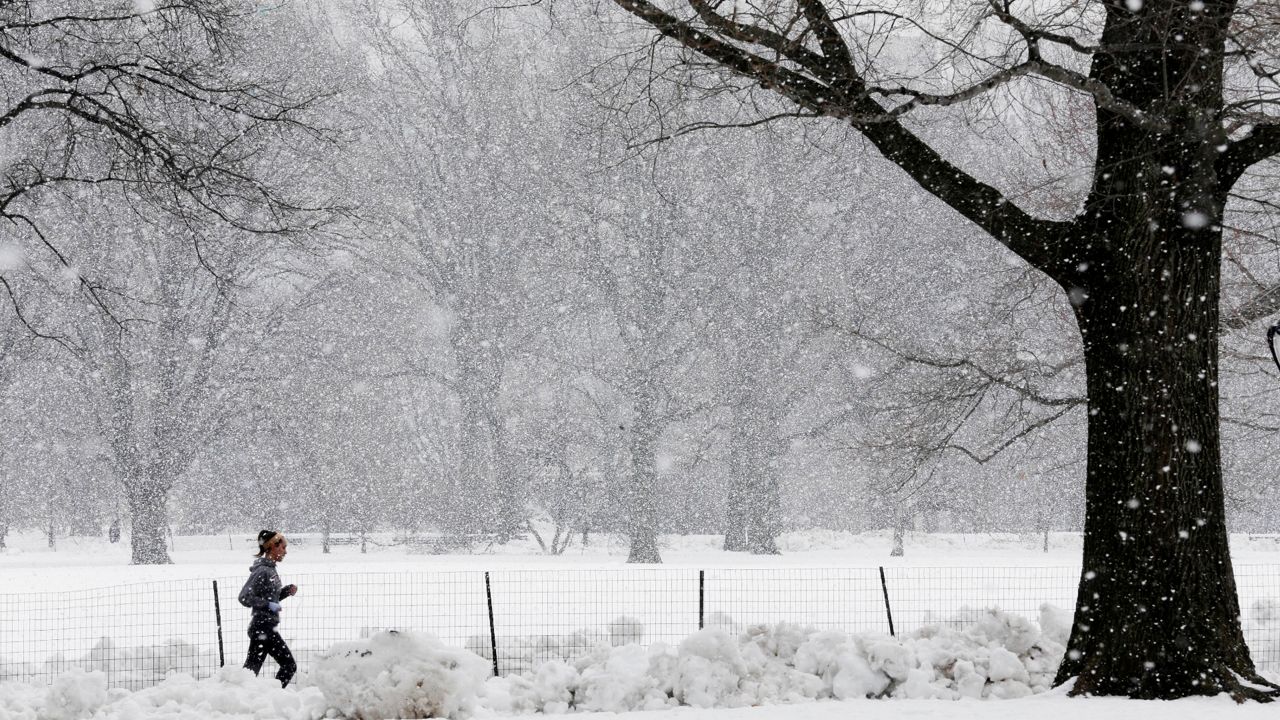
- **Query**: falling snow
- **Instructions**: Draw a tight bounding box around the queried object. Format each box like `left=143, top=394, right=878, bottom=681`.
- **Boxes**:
left=0, top=0, right=1279, bottom=711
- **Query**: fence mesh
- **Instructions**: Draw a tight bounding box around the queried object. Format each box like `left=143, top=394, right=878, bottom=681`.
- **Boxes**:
left=0, top=578, right=220, bottom=689
left=3, top=565, right=1279, bottom=690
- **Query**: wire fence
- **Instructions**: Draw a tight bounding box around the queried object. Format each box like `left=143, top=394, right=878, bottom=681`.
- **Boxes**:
left=2, top=565, right=1278, bottom=690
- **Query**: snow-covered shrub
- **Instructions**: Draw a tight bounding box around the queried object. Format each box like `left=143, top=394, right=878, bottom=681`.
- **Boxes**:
left=1038, top=604, right=1073, bottom=647
left=311, top=630, right=489, bottom=720
left=1246, top=598, right=1280, bottom=667
left=466, top=616, right=644, bottom=675
left=77, top=637, right=214, bottom=688
left=607, top=616, right=644, bottom=646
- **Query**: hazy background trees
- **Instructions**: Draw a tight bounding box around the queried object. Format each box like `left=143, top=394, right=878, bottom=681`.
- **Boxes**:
left=0, top=0, right=1277, bottom=597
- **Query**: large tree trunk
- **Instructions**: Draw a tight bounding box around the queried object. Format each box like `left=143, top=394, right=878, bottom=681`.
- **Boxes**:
left=625, top=423, right=662, bottom=564
left=624, top=382, right=662, bottom=563
left=745, top=440, right=782, bottom=555
left=723, top=473, right=749, bottom=551
left=725, top=404, right=782, bottom=554
left=723, top=419, right=755, bottom=552
left=1055, top=223, right=1260, bottom=696
left=889, top=512, right=905, bottom=558
left=126, top=476, right=172, bottom=565
left=488, top=416, right=524, bottom=541
left=1052, top=2, right=1272, bottom=699
left=451, top=321, right=519, bottom=538
left=724, top=468, right=781, bottom=554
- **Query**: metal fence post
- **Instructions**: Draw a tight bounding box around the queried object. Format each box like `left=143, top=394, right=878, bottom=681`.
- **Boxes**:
left=212, top=580, right=226, bottom=667
left=698, top=570, right=705, bottom=630
left=878, top=567, right=896, bottom=637
left=484, top=572, right=499, bottom=677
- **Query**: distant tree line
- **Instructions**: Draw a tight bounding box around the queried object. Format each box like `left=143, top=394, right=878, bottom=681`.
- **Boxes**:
left=0, top=0, right=1276, bottom=591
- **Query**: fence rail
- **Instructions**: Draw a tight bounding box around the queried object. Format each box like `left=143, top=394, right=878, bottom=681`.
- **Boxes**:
left=2, top=565, right=1278, bottom=690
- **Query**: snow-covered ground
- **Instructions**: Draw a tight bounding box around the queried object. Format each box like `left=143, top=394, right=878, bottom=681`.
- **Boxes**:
left=9, top=528, right=1280, bottom=581
left=0, top=528, right=1101, bottom=584
left=5, top=666, right=1273, bottom=720
left=3, top=529, right=1280, bottom=718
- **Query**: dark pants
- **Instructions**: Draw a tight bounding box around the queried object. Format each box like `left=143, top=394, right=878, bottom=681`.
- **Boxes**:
left=244, top=627, right=296, bottom=687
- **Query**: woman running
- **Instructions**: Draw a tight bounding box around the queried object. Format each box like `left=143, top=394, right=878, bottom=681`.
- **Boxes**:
left=239, top=530, right=298, bottom=687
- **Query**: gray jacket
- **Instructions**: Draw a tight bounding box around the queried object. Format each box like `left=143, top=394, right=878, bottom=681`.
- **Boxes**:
left=239, top=558, right=289, bottom=629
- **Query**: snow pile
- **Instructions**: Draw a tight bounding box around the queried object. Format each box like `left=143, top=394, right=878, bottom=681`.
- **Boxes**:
left=0, top=667, right=327, bottom=720
left=311, top=630, right=490, bottom=720
left=0, top=607, right=1074, bottom=718
left=1, top=669, right=109, bottom=720
left=486, top=604, right=1072, bottom=713
left=42, top=670, right=110, bottom=720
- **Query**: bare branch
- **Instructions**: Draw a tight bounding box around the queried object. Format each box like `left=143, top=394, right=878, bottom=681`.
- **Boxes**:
left=610, top=0, right=1072, bottom=273
left=1219, top=122, right=1280, bottom=186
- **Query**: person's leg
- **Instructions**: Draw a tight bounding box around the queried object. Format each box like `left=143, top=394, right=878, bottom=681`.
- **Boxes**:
left=243, top=629, right=270, bottom=675
left=265, top=630, right=297, bottom=687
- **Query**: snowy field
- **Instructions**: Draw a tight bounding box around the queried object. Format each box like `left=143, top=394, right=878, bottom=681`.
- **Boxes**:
left=3, top=529, right=1280, bottom=718
left=11, top=527, right=1280, bottom=586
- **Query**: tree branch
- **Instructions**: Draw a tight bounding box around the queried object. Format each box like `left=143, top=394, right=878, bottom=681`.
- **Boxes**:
left=1219, top=122, right=1280, bottom=186
left=610, top=0, right=1072, bottom=273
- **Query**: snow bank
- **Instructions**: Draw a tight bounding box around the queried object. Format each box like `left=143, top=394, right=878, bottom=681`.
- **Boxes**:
left=481, top=604, right=1072, bottom=713
left=311, top=630, right=490, bottom=719
left=0, top=605, right=1085, bottom=718
left=0, top=667, right=327, bottom=720
left=77, top=638, right=215, bottom=688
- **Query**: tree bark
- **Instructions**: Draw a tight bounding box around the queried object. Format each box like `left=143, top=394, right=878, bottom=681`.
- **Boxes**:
left=723, top=473, right=749, bottom=551
left=746, top=442, right=783, bottom=555
left=725, top=404, right=783, bottom=554
left=1050, top=2, right=1276, bottom=697
left=1054, top=222, right=1265, bottom=696
left=126, top=476, right=172, bottom=565
left=624, top=409, right=662, bottom=563
left=889, top=518, right=905, bottom=558
left=724, top=421, right=755, bottom=552
left=451, top=330, right=520, bottom=537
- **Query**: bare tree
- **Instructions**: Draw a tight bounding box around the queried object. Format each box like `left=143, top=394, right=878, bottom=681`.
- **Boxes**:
left=0, top=1, right=331, bottom=330
left=604, top=0, right=1280, bottom=699
left=717, top=274, right=846, bottom=554
left=343, top=0, right=584, bottom=539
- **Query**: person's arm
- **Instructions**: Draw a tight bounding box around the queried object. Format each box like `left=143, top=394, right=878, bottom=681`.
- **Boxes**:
left=278, top=584, right=296, bottom=601
left=238, top=569, right=273, bottom=611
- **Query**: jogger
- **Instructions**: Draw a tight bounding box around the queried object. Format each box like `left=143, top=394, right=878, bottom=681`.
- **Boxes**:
left=239, top=530, right=299, bottom=687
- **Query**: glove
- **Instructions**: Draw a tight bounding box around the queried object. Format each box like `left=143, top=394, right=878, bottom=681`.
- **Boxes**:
left=284, top=584, right=297, bottom=597
left=268, top=601, right=281, bottom=613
